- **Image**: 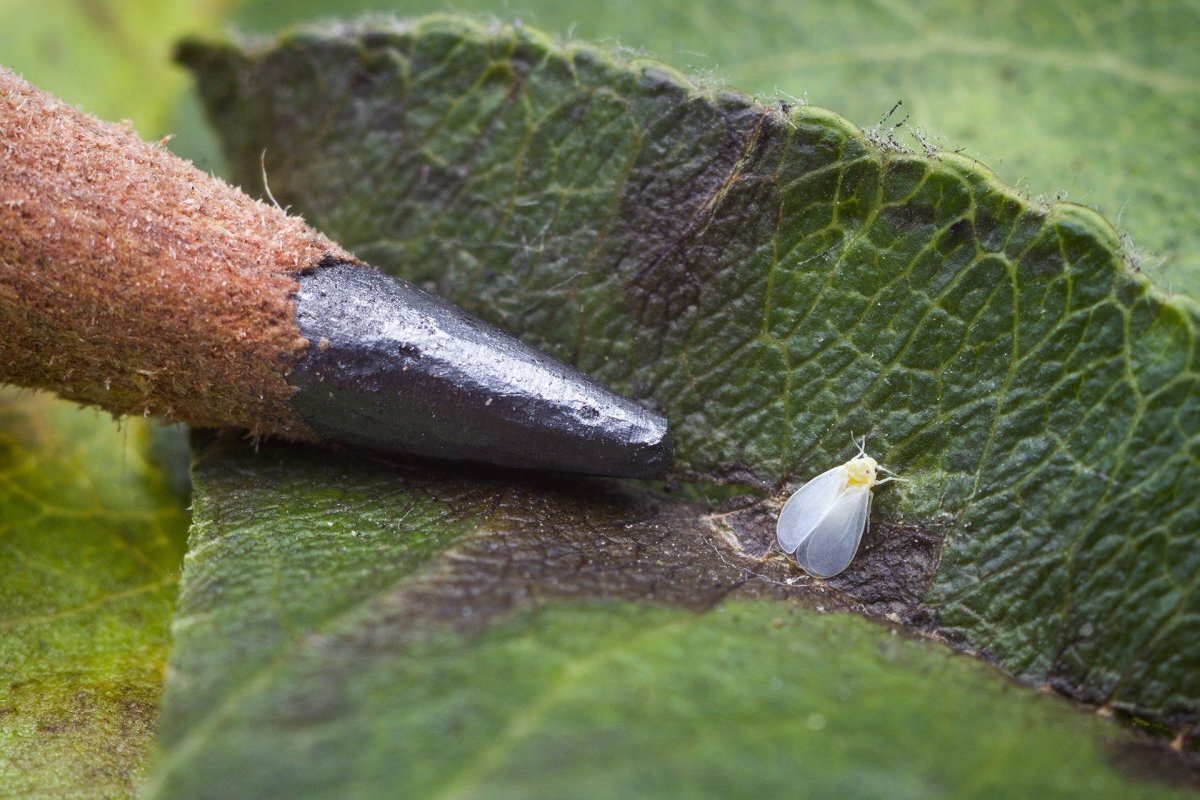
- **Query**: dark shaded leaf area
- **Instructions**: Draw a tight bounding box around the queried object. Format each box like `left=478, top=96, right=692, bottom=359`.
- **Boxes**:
left=147, top=435, right=1196, bottom=798
left=170, top=11, right=1200, bottom=769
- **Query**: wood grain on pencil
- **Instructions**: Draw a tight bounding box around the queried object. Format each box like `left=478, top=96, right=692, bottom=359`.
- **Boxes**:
left=0, top=68, right=354, bottom=439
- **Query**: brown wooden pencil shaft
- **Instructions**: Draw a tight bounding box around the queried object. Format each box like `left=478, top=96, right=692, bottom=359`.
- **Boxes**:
left=0, top=68, right=357, bottom=438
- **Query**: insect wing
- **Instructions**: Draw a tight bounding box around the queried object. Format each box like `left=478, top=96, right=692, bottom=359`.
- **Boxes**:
left=795, top=483, right=871, bottom=578
left=775, top=464, right=849, bottom=554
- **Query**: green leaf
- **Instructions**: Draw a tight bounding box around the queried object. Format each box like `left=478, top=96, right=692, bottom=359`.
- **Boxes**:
left=0, top=389, right=189, bottom=797
left=146, top=435, right=1194, bottom=799
left=228, top=0, right=1200, bottom=297
left=178, top=18, right=1200, bottom=727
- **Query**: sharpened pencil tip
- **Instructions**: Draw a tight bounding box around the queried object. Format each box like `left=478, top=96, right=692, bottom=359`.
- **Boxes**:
left=287, top=262, right=672, bottom=478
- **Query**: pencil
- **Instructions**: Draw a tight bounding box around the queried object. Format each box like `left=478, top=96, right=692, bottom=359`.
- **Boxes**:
left=0, top=68, right=671, bottom=478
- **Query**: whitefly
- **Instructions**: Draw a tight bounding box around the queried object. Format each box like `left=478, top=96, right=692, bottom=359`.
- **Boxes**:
left=776, top=440, right=900, bottom=578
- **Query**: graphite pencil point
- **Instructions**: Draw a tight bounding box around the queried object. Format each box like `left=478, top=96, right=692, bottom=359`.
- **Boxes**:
left=288, top=262, right=672, bottom=478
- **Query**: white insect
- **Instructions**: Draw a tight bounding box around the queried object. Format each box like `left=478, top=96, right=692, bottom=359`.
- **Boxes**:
left=776, top=442, right=899, bottom=578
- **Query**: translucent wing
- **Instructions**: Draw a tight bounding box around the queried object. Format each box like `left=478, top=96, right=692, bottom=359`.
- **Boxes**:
left=775, top=464, right=849, bottom=554
left=795, top=483, right=871, bottom=578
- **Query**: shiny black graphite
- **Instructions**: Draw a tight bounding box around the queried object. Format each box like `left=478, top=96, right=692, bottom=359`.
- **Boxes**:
left=287, top=262, right=671, bottom=478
